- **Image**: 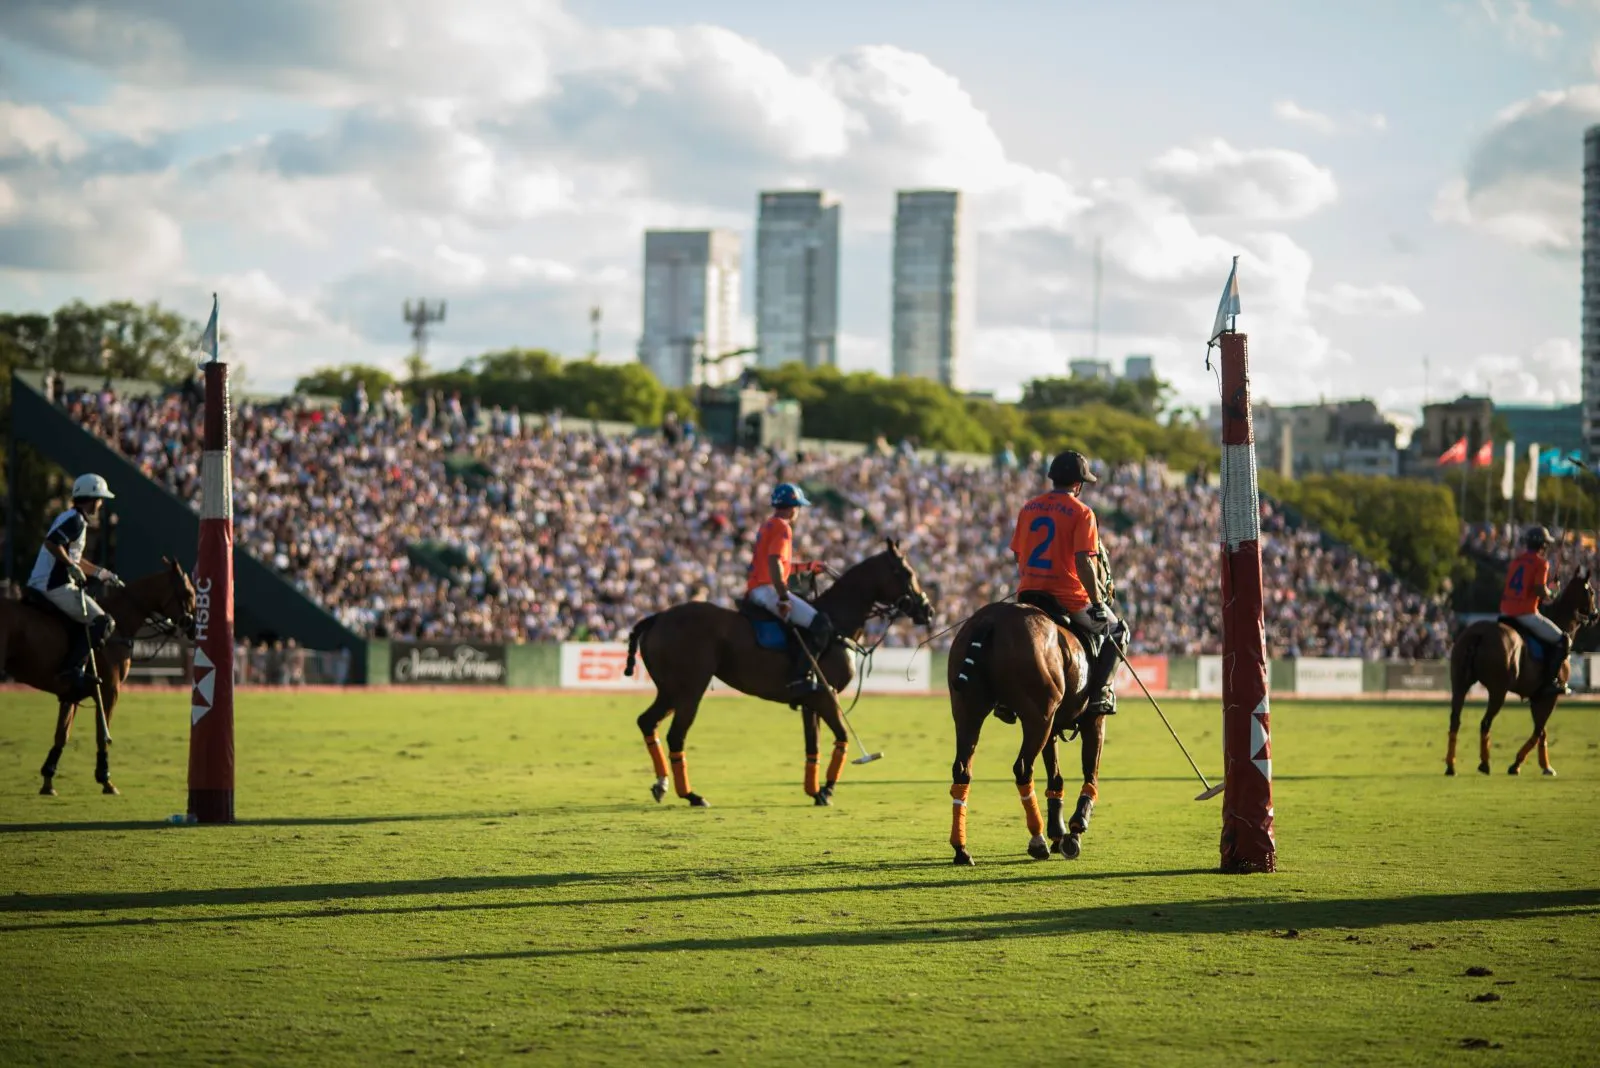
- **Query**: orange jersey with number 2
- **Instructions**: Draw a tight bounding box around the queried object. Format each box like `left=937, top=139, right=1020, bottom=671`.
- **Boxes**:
left=1010, top=490, right=1099, bottom=612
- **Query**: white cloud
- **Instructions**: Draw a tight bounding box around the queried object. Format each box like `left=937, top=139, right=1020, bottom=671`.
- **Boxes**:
left=1310, top=283, right=1425, bottom=317
left=1469, top=0, right=1564, bottom=56
left=1433, top=83, right=1600, bottom=255
left=0, top=2, right=1364, bottom=411
left=1144, top=139, right=1338, bottom=221
left=1271, top=100, right=1388, bottom=136
left=0, top=102, right=85, bottom=160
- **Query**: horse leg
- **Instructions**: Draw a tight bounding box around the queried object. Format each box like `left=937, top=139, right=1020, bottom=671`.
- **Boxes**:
left=1477, top=690, right=1507, bottom=775
left=1446, top=673, right=1469, bottom=776
left=802, top=710, right=821, bottom=800
left=809, top=694, right=851, bottom=807
left=663, top=693, right=710, bottom=808
left=1062, top=714, right=1107, bottom=860
left=1012, top=714, right=1050, bottom=860
left=39, top=700, right=77, bottom=796
left=1512, top=697, right=1555, bottom=777
left=1040, top=735, right=1069, bottom=854
left=949, top=698, right=983, bottom=866
left=636, top=695, right=674, bottom=803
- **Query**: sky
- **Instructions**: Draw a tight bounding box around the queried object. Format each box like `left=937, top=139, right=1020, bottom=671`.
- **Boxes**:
left=1, top=0, right=1598, bottom=416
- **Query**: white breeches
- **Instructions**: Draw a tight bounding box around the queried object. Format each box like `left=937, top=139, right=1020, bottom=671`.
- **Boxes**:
left=42, top=586, right=106, bottom=624
left=749, top=584, right=818, bottom=628
left=1515, top=613, right=1562, bottom=645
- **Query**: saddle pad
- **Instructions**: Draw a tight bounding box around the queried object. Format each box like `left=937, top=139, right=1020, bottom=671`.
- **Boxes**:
left=752, top=620, right=788, bottom=652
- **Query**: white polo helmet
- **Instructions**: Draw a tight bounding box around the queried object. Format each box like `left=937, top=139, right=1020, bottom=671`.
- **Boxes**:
left=71, top=473, right=115, bottom=500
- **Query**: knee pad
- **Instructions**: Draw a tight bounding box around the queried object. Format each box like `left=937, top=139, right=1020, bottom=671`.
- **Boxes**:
left=90, top=616, right=115, bottom=645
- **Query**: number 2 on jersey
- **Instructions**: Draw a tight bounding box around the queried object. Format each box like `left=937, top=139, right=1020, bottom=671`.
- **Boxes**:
left=1026, top=516, right=1056, bottom=570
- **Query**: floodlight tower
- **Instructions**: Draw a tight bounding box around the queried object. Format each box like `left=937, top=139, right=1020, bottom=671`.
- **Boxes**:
left=403, top=299, right=447, bottom=361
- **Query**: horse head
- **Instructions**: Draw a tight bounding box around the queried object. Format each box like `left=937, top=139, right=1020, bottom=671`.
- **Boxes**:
left=1562, top=568, right=1597, bottom=629
left=111, top=556, right=198, bottom=641
left=874, top=538, right=934, bottom=627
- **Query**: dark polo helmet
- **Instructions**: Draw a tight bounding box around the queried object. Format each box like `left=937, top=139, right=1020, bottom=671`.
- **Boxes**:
left=1048, top=450, right=1097, bottom=486
left=1524, top=525, right=1552, bottom=550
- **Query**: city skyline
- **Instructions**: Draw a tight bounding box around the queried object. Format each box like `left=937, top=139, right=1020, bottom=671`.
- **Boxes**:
left=1, top=2, right=1597, bottom=414
left=755, top=191, right=840, bottom=371
left=638, top=229, right=741, bottom=389
left=891, top=190, right=970, bottom=388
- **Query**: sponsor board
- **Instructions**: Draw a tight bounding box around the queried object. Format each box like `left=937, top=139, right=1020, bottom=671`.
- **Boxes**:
left=391, top=641, right=507, bottom=685
left=1385, top=660, right=1450, bottom=692
left=1294, top=657, right=1364, bottom=696
left=1113, top=655, right=1167, bottom=694
left=126, top=637, right=189, bottom=684
left=560, top=643, right=652, bottom=689
left=1195, top=654, right=1275, bottom=695
left=557, top=642, right=933, bottom=692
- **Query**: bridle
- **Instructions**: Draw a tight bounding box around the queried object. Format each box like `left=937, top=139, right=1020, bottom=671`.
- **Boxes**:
left=116, top=577, right=197, bottom=661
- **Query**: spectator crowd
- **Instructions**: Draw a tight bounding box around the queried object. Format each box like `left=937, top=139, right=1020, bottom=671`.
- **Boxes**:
left=56, top=381, right=1454, bottom=660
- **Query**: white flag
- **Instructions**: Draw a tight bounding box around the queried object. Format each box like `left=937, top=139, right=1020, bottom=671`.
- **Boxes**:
left=196, top=293, right=219, bottom=363
left=1501, top=441, right=1515, bottom=500
left=1523, top=442, right=1540, bottom=502
left=1209, top=256, right=1240, bottom=344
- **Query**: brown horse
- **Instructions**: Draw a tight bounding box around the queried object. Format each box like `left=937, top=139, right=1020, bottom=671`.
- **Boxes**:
left=1447, top=570, right=1595, bottom=777
left=0, top=558, right=197, bottom=795
left=944, top=600, right=1104, bottom=865
left=624, top=540, right=933, bottom=807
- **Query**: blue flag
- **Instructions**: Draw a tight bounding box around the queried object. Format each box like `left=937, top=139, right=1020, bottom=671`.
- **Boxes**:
left=197, top=293, right=219, bottom=363
left=1209, top=256, right=1240, bottom=344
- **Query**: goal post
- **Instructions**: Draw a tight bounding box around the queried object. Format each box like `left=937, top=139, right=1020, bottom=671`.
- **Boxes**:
left=1217, top=331, right=1275, bottom=873
left=188, top=359, right=236, bottom=823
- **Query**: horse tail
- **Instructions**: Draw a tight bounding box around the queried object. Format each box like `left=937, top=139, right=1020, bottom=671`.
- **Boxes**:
left=1448, top=624, right=1486, bottom=735
left=625, top=615, right=658, bottom=678
left=954, top=620, right=994, bottom=692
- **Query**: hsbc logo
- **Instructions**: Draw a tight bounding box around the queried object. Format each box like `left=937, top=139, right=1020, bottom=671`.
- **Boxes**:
left=193, top=577, right=212, bottom=643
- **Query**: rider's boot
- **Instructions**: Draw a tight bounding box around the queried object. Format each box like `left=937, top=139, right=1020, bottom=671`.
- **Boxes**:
left=787, top=637, right=821, bottom=698
left=1082, top=635, right=1121, bottom=718
left=57, top=624, right=96, bottom=695
left=1538, top=633, right=1572, bottom=697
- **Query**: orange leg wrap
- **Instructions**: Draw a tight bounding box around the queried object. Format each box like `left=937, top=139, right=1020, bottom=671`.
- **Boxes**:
left=1446, top=731, right=1458, bottom=766
left=805, top=756, right=820, bottom=797
left=670, top=751, right=692, bottom=798
left=950, top=783, right=970, bottom=849
left=646, top=735, right=670, bottom=779
left=1080, top=781, right=1099, bottom=801
left=1017, top=782, right=1044, bottom=837
left=1538, top=734, right=1551, bottom=770
left=826, top=738, right=847, bottom=784
left=1515, top=737, right=1538, bottom=767
left=1480, top=733, right=1491, bottom=766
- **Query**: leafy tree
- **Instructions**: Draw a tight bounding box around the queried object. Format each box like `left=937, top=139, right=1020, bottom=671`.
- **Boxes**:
left=294, top=364, right=397, bottom=399
left=1020, top=375, right=1171, bottom=419
left=1260, top=472, right=1467, bottom=595
left=2, top=300, right=207, bottom=579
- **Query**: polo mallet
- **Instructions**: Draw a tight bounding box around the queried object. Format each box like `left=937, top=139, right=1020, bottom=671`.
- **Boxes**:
left=793, top=626, right=882, bottom=764
left=86, top=631, right=111, bottom=749
left=1113, top=642, right=1220, bottom=801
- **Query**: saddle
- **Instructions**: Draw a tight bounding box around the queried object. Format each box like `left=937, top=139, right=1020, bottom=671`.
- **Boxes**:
left=1497, top=616, right=1551, bottom=662
left=738, top=598, right=799, bottom=652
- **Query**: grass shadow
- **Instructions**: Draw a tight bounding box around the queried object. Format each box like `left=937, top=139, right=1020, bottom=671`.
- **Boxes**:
left=417, top=888, right=1600, bottom=962
left=0, top=811, right=530, bottom=835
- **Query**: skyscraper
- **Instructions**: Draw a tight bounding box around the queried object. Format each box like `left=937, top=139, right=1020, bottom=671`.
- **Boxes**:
left=891, top=190, right=973, bottom=388
left=638, top=230, right=742, bottom=389
left=755, top=191, right=840, bottom=370
left=1584, top=125, right=1600, bottom=463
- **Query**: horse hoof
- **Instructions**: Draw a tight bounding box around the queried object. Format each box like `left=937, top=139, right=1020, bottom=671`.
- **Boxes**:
left=953, top=849, right=975, bottom=866
left=1027, top=841, right=1051, bottom=861
left=686, top=793, right=710, bottom=808
left=1542, top=768, right=1558, bottom=777
left=1477, top=762, right=1491, bottom=776
left=813, top=792, right=832, bottom=807
left=39, top=783, right=56, bottom=797
left=102, top=782, right=119, bottom=796
left=650, top=781, right=667, bottom=803
left=1507, top=765, right=1520, bottom=777
left=1061, top=835, right=1082, bottom=860
left=1049, top=837, right=1065, bottom=855
left=1444, top=764, right=1455, bottom=776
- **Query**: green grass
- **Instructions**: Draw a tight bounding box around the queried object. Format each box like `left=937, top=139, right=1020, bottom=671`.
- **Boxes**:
left=1, top=690, right=1597, bottom=1067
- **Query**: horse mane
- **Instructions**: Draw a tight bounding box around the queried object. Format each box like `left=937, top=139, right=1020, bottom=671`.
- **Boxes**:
left=814, top=544, right=902, bottom=636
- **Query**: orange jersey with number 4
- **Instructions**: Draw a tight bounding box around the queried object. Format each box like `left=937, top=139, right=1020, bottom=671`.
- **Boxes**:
left=747, top=515, right=794, bottom=593
left=1010, top=490, right=1100, bottom=612
left=1500, top=551, right=1549, bottom=616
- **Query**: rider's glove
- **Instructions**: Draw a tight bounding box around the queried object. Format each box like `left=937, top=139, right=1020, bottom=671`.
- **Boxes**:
left=66, top=563, right=88, bottom=587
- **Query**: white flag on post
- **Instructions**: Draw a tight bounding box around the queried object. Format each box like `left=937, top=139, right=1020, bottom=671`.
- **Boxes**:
left=196, top=293, right=219, bottom=363
left=1523, top=442, right=1540, bottom=502
left=1501, top=441, right=1515, bottom=500
left=1209, top=255, right=1241, bottom=345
